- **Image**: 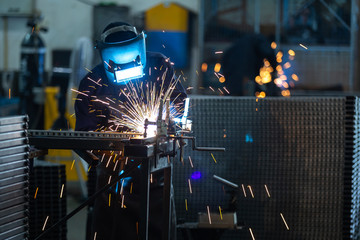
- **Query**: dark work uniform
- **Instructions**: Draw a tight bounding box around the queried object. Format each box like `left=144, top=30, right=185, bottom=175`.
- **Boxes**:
left=75, top=52, right=187, bottom=240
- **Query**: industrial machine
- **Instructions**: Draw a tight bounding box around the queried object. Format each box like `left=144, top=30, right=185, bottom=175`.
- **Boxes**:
left=27, top=99, right=225, bottom=240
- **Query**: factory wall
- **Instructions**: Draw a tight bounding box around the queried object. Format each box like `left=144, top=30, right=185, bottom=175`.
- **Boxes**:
left=0, top=0, right=198, bottom=73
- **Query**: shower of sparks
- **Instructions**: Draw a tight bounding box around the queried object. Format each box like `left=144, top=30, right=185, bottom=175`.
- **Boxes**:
left=42, top=216, right=49, bottom=231
left=108, top=193, right=111, bottom=207
left=130, top=182, right=133, bottom=194
left=34, top=187, right=39, bottom=199
left=241, top=184, right=247, bottom=197
left=248, top=185, right=255, bottom=198
left=280, top=213, right=290, bottom=230
left=188, top=179, right=192, bottom=194
left=70, top=160, right=75, bottom=170
left=93, top=232, right=97, bottom=240
left=249, top=228, right=255, bottom=240
left=108, top=69, right=183, bottom=136
left=60, top=184, right=64, bottom=198
left=188, top=156, right=194, bottom=168
left=219, top=206, right=223, bottom=220
left=185, top=199, right=188, bottom=211
left=207, top=206, right=212, bottom=224
left=211, top=153, right=217, bottom=163
left=299, top=43, right=308, bottom=49
left=8, top=89, right=11, bottom=99
left=264, top=184, right=271, bottom=198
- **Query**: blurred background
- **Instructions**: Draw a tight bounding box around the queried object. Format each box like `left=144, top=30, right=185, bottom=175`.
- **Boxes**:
left=0, top=0, right=359, bottom=239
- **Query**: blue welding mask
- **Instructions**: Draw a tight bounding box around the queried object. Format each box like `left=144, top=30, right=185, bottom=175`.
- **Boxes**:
left=96, top=24, right=146, bottom=85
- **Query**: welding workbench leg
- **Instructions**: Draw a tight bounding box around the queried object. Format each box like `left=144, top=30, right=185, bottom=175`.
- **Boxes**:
left=140, top=158, right=150, bottom=240
left=162, top=165, right=172, bottom=240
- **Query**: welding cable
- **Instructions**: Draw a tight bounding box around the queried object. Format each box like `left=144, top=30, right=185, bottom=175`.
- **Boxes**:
left=34, top=159, right=142, bottom=240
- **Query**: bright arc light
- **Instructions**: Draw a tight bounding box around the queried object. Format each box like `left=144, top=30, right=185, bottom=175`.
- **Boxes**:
left=114, top=66, right=144, bottom=83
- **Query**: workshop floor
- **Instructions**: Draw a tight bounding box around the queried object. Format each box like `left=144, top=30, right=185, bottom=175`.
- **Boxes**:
left=66, top=182, right=87, bottom=240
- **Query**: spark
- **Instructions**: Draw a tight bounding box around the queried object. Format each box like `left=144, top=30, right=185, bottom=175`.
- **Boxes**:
left=150, top=173, right=153, bottom=183
left=280, top=213, right=290, bottom=230
left=85, top=67, right=93, bottom=73
left=125, top=157, right=128, bottom=165
left=70, top=160, right=75, bottom=170
left=249, top=228, right=255, bottom=240
left=188, top=179, right=192, bottom=194
left=219, top=206, right=223, bottom=220
left=185, top=199, right=188, bottom=211
left=214, top=63, right=221, bottom=72
left=136, top=222, right=139, bottom=235
left=264, top=184, right=271, bottom=197
left=109, top=193, right=111, bottom=207
left=93, top=232, right=97, bottom=240
left=121, top=195, right=125, bottom=208
left=108, top=176, right=112, bottom=184
left=71, top=88, right=88, bottom=97
left=188, top=156, right=194, bottom=168
left=167, top=155, right=170, bottom=164
left=207, top=206, right=212, bottom=224
left=223, top=87, right=230, bottom=94
left=292, top=74, right=299, bottom=81
left=34, top=187, right=39, bottom=199
left=288, top=49, right=295, bottom=56
left=60, top=184, right=64, bottom=198
left=162, top=44, right=166, bottom=48
left=42, top=216, right=49, bottom=231
left=104, top=60, right=111, bottom=69
left=101, top=154, right=105, bottom=162
left=106, top=156, right=113, bottom=167
left=113, top=160, right=119, bottom=171
left=218, top=88, right=224, bottom=94
left=248, top=185, right=254, bottom=198
left=120, top=179, right=124, bottom=195
left=271, top=41, right=277, bottom=49
left=8, top=89, right=11, bottom=99
left=109, top=70, right=183, bottom=136
left=211, top=153, right=217, bottom=163
left=215, top=51, right=223, bottom=54
left=88, top=165, right=91, bottom=172
left=241, top=184, right=247, bottom=197
left=130, top=182, right=133, bottom=194
left=299, top=43, right=308, bottom=49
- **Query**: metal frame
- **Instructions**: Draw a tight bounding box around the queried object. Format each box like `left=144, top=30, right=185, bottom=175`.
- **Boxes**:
left=29, top=130, right=176, bottom=240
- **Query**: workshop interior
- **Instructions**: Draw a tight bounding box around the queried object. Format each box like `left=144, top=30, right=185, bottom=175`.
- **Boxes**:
left=1, top=0, right=360, bottom=239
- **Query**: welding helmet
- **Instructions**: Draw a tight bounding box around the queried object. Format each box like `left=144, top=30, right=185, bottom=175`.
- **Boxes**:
left=96, top=22, right=146, bottom=85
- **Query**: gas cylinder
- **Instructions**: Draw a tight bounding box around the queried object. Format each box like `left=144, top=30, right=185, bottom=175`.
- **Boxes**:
left=19, top=19, right=47, bottom=129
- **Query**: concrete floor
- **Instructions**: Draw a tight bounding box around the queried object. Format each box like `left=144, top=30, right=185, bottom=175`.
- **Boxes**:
left=66, top=182, right=87, bottom=240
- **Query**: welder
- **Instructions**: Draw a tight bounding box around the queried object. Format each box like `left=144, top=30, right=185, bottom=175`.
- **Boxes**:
left=74, top=22, right=187, bottom=239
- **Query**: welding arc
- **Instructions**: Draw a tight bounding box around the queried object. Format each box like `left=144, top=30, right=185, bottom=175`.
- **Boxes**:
left=34, top=159, right=142, bottom=240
